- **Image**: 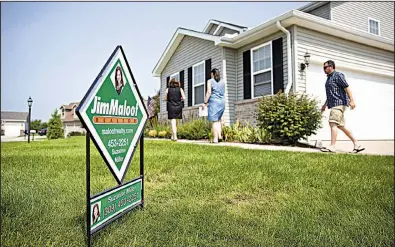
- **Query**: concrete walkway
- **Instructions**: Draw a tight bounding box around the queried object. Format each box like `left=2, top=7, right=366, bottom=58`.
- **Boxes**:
left=148, top=138, right=394, bottom=156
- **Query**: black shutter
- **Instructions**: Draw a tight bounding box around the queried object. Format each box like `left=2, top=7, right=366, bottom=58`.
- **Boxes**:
left=187, top=67, right=193, bottom=106
left=205, top=59, right=211, bottom=92
left=166, top=76, right=170, bottom=88
left=179, top=70, right=184, bottom=90
left=243, top=50, right=251, bottom=99
left=272, top=37, right=284, bottom=94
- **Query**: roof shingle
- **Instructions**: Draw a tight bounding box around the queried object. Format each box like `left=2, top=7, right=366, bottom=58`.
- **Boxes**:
left=1, top=111, right=29, bottom=121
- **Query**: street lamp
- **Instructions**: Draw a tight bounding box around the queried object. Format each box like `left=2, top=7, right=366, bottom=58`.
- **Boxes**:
left=27, top=97, right=33, bottom=143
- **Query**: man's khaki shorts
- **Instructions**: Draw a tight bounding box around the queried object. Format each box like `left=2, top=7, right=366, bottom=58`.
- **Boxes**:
left=329, top=105, right=347, bottom=127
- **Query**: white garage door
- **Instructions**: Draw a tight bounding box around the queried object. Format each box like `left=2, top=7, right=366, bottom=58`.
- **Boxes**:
left=306, top=64, right=394, bottom=141
left=5, top=123, right=23, bottom=137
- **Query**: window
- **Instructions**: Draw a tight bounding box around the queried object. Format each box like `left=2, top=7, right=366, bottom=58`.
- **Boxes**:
left=170, top=72, right=180, bottom=82
left=192, top=61, right=205, bottom=105
left=368, top=18, right=380, bottom=36
left=251, top=41, right=272, bottom=98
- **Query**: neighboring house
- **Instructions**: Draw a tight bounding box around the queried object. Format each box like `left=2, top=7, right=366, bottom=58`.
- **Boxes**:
left=152, top=1, right=394, bottom=141
left=59, top=102, right=85, bottom=137
left=1, top=111, right=28, bottom=137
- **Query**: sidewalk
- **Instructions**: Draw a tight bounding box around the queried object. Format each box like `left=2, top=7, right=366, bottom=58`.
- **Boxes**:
left=147, top=138, right=394, bottom=156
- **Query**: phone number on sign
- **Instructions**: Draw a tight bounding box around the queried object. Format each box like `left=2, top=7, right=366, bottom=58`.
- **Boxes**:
left=103, top=193, right=139, bottom=217
left=107, top=138, right=129, bottom=148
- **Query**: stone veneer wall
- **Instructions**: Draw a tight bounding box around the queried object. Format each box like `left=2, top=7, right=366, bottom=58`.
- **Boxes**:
left=234, top=98, right=261, bottom=127
left=160, top=100, right=261, bottom=127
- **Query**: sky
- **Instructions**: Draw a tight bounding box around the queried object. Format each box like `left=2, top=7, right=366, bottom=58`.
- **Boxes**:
left=1, top=1, right=308, bottom=122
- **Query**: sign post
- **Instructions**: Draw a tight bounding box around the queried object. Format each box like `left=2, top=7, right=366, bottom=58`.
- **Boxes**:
left=76, top=45, right=148, bottom=246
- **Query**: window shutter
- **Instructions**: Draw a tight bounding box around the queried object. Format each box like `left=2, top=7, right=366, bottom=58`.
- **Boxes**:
left=179, top=70, right=184, bottom=90
left=243, top=50, right=251, bottom=99
left=188, top=67, right=193, bottom=106
left=166, top=76, right=170, bottom=88
left=205, top=59, right=211, bottom=92
left=272, top=37, right=284, bottom=94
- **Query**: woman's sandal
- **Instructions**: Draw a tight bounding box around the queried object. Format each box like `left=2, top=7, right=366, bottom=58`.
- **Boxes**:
left=351, top=146, right=365, bottom=153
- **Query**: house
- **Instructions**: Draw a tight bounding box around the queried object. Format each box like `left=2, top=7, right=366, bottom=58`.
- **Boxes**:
left=152, top=1, right=394, bottom=141
left=1, top=111, right=28, bottom=137
left=59, top=102, right=85, bottom=137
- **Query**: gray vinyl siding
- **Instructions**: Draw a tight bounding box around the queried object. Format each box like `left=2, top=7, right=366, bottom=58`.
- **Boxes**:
left=308, top=3, right=331, bottom=20
left=295, top=26, right=394, bottom=92
left=236, top=31, right=288, bottom=100
left=223, top=47, right=237, bottom=125
left=219, top=27, right=239, bottom=36
left=160, top=36, right=222, bottom=113
left=208, top=24, right=219, bottom=35
left=331, top=2, right=394, bottom=40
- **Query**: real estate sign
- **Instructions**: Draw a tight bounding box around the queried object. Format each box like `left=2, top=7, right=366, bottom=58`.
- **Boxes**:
left=76, top=46, right=148, bottom=184
left=90, top=178, right=142, bottom=233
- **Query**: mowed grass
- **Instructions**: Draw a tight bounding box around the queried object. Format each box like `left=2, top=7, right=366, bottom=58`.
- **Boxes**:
left=1, top=137, right=393, bottom=247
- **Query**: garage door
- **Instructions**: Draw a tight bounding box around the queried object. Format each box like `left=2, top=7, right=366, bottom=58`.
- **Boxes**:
left=5, top=123, right=23, bottom=137
left=306, top=64, right=394, bottom=141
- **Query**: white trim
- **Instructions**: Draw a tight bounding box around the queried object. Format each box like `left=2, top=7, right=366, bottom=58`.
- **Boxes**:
left=170, top=72, right=179, bottom=78
left=203, top=20, right=221, bottom=33
left=368, top=17, right=381, bottom=36
left=170, top=71, right=180, bottom=82
left=276, top=21, right=292, bottom=95
left=1, top=119, right=27, bottom=122
left=292, top=25, right=298, bottom=93
left=78, top=47, right=148, bottom=183
left=250, top=41, right=273, bottom=98
left=192, top=60, right=206, bottom=106
left=213, top=23, right=244, bottom=36
left=329, top=2, right=332, bottom=20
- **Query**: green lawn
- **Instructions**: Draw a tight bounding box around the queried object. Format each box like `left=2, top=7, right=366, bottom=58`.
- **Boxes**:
left=1, top=137, right=393, bottom=247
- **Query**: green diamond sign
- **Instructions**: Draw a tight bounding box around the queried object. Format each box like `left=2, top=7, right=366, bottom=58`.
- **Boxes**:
left=76, top=46, right=148, bottom=184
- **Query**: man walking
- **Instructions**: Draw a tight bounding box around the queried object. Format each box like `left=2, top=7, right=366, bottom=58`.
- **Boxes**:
left=320, top=60, right=365, bottom=153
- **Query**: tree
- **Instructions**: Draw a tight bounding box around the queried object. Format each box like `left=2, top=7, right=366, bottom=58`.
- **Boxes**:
left=47, top=109, right=64, bottom=139
left=30, top=119, right=42, bottom=132
left=41, top=122, right=48, bottom=129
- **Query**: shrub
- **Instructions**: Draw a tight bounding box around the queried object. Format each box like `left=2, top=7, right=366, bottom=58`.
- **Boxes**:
left=178, top=119, right=211, bottom=140
left=158, top=131, right=168, bottom=138
left=154, top=124, right=171, bottom=137
left=256, top=92, right=322, bottom=145
left=148, top=130, right=158, bottom=138
left=69, top=131, right=85, bottom=136
left=144, top=121, right=171, bottom=139
left=222, top=121, right=271, bottom=144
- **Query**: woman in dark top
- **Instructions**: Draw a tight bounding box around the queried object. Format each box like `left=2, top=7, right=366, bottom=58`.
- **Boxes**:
left=165, top=78, right=185, bottom=141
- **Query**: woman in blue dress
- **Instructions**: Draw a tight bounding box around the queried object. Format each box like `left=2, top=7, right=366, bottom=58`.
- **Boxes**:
left=202, top=68, right=225, bottom=143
